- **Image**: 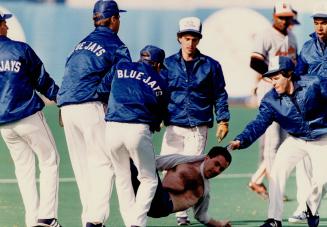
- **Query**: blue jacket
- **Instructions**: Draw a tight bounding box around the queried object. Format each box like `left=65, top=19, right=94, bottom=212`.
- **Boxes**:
left=57, top=26, right=131, bottom=107
left=235, top=75, right=327, bottom=149
left=0, top=36, right=58, bottom=124
left=163, top=50, right=230, bottom=128
left=97, top=61, right=168, bottom=132
left=296, top=33, right=327, bottom=76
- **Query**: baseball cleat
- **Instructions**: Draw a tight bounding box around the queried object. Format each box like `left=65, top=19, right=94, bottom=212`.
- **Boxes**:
left=86, top=222, right=106, bottom=227
left=259, top=219, right=282, bottom=227
left=288, top=211, right=307, bottom=223
left=306, top=205, right=319, bottom=227
left=36, top=218, right=62, bottom=227
left=307, top=214, right=319, bottom=227
left=248, top=182, right=268, bottom=200
left=177, top=216, right=190, bottom=226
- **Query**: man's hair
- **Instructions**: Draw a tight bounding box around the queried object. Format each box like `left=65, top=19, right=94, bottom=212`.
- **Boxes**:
left=93, top=13, right=119, bottom=27
left=207, top=146, right=232, bottom=164
left=280, top=70, right=300, bottom=81
left=280, top=70, right=292, bottom=78
left=140, top=52, right=161, bottom=70
left=177, top=31, right=202, bottom=39
left=313, top=17, right=327, bottom=21
left=139, top=58, right=159, bottom=70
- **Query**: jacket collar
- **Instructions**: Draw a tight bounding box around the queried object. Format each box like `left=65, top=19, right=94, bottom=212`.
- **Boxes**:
left=0, top=35, right=10, bottom=41
left=95, top=26, right=116, bottom=35
left=310, top=32, right=327, bottom=50
left=309, top=32, right=318, bottom=40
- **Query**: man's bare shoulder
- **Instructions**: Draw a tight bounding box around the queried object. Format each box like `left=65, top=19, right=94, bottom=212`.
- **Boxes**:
left=172, top=161, right=202, bottom=180
left=175, top=161, right=200, bottom=171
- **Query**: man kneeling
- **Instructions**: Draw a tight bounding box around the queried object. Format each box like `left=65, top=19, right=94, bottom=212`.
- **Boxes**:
left=131, top=146, right=232, bottom=227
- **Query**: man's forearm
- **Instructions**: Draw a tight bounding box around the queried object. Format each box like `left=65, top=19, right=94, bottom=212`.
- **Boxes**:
left=250, top=56, right=268, bottom=74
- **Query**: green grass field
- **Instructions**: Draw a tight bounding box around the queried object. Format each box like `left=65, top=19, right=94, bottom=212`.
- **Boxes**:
left=0, top=106, right=326, bottom=227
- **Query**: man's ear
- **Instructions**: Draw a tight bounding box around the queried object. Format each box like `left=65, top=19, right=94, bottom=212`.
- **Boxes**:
left=110, top=16, right=116, bottom=24
left=177, top=36, right=181, bottom=44
left=156, top=63, right=161, bottom=72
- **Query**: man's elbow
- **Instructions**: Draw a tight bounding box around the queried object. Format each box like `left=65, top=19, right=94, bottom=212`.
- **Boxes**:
left=250, top=56, right=268, bottom=75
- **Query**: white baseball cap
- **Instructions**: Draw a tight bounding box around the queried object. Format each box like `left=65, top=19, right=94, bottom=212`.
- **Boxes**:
left=177, top=17, right=202, bottom=38
left=312, top=2, right=327, bottom=19
left=273, top=0, right=295, bottom=17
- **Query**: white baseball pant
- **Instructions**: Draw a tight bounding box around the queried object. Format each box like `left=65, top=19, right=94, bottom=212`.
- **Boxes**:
left=250, top=122, right=286, bottom=185
left=161, top=125, right=208, bottom=156
left=293, top=156, right=313, bottom=214
left=263, top=122, right=287, bottom=174
left=251, top=129, right=312, bottom=215
left=106, top=122, right=157, bottom=227
left=161, top=125, right=208, bottom=218
left=268, top=135, right=327, bottom=220
left=0, top=111, right=60, bottom=227
left=60, top=102, right=114, bottom=225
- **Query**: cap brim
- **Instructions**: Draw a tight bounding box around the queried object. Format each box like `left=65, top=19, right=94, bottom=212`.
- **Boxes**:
left=263, top=69, right=282, bottom=78
left=312, top=14, right=327, bottom=19
left=274, top=12, right=295, bottom=17
left=292, top=19, right=300, bottom=25
left=0, top=14, right=12, bottom=20
left=119, top=9, right=127, bottom=13
left=177, top=30, right=202, bottom=38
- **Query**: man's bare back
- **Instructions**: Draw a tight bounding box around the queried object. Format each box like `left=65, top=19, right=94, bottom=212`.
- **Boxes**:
left=162, top=161, right=204, bottom=212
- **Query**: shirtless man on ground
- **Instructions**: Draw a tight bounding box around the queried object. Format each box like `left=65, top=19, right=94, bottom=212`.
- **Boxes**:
left=131, top=146, right=232, bottom=227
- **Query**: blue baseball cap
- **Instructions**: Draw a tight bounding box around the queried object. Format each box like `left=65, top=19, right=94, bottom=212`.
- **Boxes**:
left=93, top=0, right=126, bottom=21
left=0, top=11, right=12, bottom=21
left=140, top=45, right=165, bottom=67
left=263, top=56, right=295, bottom=78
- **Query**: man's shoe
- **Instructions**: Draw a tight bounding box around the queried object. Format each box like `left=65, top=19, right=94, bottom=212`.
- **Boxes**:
left=306, top=205, right=319, bottom=227
left=86, top=223, right=105, bottom=227
left=248, top=182, right=268, bottom=200
left=288, top=211, right=307, bottom=223
left=36, top=218, right=62, bottom=227
left=307, top=215, right=319, bottom=227
left=259, top=219, right=282, bottom=227
left=177, top=216, right=190, bottom=226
